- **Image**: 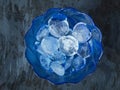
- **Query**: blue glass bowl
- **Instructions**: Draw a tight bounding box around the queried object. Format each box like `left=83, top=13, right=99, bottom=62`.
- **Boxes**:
left=25, top=8, right=103, bottom=85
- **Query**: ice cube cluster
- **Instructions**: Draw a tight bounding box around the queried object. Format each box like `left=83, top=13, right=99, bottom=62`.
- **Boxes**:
left=25, top=8, right=103, bottom=85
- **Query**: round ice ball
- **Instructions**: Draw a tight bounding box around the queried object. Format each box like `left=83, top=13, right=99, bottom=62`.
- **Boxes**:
left=48, top=13, right=70, bottom=38
left=72, top=22, right=92, bottom=43
left=58, top=35, right=79, bottom=56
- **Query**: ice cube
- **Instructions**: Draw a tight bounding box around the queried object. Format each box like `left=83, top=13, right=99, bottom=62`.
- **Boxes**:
left=40, top=36, right=59, bottom=55
left=59, top=35, right=79, bottom=56
left=40, top=55, right=51, bottom=70
left=50, top=61, right=65, bottom=76
left=78, top=42, right=91, bottom=58
left=72, top=22, right=92, bottom=43
left=72, top=55, right=86, bottom=70
left=36, top=25, right=49, bottom=41
left=48, top=14, right=70, bottom=38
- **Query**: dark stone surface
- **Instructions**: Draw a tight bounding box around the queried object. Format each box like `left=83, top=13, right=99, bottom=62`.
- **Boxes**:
left=0, top=0, right=120, bottom=90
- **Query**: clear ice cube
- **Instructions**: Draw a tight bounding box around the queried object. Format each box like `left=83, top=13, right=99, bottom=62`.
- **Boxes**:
left=36, top=25, right=49, bottom=41
left=40, top=55, right=51, bottom=70
left=48, top=15, right=70, bottom=38
left=59, top=35, right=79, bottom=56
left=72, top=55, right=86, bottom=70
left=50, top=61, right=65, bottom=76
left=40, top=36, right=59, bottom=55
left=72, top=22, right=92, bottom=43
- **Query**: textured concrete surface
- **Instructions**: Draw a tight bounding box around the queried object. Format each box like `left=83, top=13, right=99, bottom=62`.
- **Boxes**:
left=0, top=0, right=120, bottom=90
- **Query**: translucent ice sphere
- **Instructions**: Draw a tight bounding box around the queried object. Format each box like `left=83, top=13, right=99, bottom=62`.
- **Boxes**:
left=48, top=13, right=70, bottom=38
left=78, top=42, right=91, bottom=58
left=72, top=55, right=86, bottom=71
left=40, top=36, right=59, bottom=55
left=25, top=8, right=103, bottom=85
left=59, top=35, right=79, bottom=56
left=72, top=22, right=92, bottom=43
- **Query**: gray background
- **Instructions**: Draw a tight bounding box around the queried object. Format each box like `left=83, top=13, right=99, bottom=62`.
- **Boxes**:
left=0, top=0, right=120, bottom=90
